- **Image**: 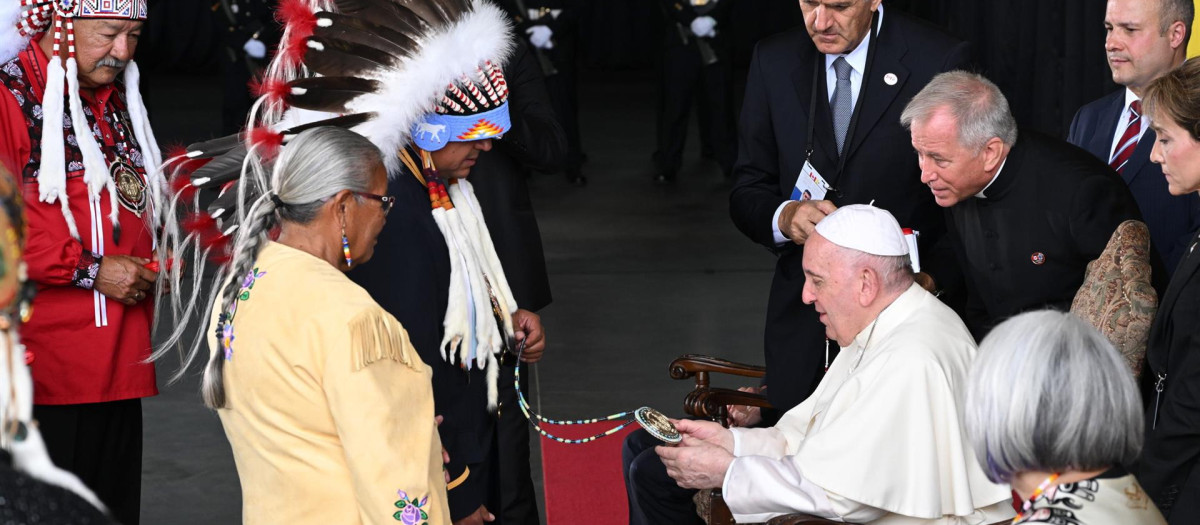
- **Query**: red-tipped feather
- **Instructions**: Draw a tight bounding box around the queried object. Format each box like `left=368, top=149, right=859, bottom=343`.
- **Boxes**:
left=164, top=144, right=189, bottom=161
left=165, top=143, right=206, bottom=202
left=200, top=232, right=234, bottom=263
left=277, top=0, right=318, bottom=69
left=170, top=174, right=199, bottom=203
left=165, top=143, right=209, bottom=175
left=248, top=127, right=284, bottom=158
left=181, top=213, right=217, bottom=234
left=276, top=0, right=317, bottom=30
left=182, top=213, right=233, bottom=263
left=251, top=77, right=290, bottom=103
left=199, top=233, right=231, bottom=251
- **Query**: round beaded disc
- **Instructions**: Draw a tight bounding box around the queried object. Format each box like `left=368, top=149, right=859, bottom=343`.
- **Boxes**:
left=635, top=407, right=682, bottom=444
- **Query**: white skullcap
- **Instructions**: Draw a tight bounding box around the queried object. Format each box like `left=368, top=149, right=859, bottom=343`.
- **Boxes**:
left=814, top=205, right=909, bottom=256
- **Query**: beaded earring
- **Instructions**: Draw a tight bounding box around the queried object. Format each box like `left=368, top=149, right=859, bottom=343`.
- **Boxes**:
left=341, top=225, right=353, bottom=267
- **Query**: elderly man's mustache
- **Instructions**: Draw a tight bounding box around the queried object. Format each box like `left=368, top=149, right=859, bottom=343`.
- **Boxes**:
left=94, top=57, right=128, bottom=70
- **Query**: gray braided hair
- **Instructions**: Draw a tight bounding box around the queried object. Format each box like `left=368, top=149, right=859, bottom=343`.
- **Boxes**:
left=185, top=127, right=382, bottom=408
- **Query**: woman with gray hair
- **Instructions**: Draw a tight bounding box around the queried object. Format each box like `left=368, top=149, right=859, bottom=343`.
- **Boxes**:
left=965, top=310, right=1164, bottom=524
left=167, top=126, right=450, bottom=525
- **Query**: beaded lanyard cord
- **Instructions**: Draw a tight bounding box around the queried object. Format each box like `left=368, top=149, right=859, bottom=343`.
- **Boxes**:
left=512, top=340, right=681, bottom=445
left=512, top=340, right=639, bottom=444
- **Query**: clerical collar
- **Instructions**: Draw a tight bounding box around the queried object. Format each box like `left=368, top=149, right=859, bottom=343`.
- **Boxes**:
left=824, top=5, right=883, bottom=77
left=975, top=158, right=1007, bottom=199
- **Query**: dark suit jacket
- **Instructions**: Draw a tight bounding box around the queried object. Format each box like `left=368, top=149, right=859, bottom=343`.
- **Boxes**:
left=948, top=131, right=1142, bottom=339
left=728, top=10, right=970, bottom=412
left=1068, top=90, right=1200, bottom=276
left=470, top=39, right=561, bottom=311
left=348, top=162, right=494, bottom=521
left=1141, top=231, right=1200, bottom=525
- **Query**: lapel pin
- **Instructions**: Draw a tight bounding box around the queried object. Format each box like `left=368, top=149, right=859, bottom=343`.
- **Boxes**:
left=884, top=73, right=898, bottom=86
left=1031, top=252, right=1046, bottom=265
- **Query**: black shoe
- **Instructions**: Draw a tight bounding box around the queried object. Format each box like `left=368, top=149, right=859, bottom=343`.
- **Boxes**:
left=654, top=171, right=676, bottom=184
left=567, top=172, right=588, bottom=186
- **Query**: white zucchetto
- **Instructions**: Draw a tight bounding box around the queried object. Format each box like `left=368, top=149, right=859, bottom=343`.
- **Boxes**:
left=814, top=204, right=909, bottom=256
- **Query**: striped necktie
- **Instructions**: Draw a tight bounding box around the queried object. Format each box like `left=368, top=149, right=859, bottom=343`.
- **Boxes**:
left=1109, top=99, right=1142, bottom=173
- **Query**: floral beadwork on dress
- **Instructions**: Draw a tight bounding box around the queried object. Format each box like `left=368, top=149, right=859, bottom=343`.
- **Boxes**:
left=393, top=489, right=430, bottom=525
left=221, top=268, right=267, bottom=361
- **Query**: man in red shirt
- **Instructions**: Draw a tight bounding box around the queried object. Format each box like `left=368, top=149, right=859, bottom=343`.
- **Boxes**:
left=0, top=2, right=162, bottom=523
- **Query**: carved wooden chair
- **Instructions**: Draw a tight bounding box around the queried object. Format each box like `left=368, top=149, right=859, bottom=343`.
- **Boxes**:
left=669, top=355, right=843, bottom=525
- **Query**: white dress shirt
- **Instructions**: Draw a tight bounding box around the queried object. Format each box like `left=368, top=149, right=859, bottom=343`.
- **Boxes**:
left=771, top=8, right=884, bottom=245
left=1109, top=88, right=1148, bottom=163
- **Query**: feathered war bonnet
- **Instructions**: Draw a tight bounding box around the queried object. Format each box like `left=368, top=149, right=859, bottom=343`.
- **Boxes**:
left=162, top=0, right=518, bottom=409
left=0, top=0, right=162, bottom=245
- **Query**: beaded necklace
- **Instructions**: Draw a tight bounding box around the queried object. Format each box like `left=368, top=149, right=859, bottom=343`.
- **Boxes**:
left=513, top=341, right=680, bottom=445
left=1012, top=473, right=1060, bottom=523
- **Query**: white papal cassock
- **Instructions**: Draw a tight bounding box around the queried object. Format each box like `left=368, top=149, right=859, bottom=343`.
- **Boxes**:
left=722, top=284, right=1015, bottom=524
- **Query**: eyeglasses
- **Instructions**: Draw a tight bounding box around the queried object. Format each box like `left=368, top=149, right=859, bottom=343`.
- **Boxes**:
left=354, top=192, right=395, bottom=215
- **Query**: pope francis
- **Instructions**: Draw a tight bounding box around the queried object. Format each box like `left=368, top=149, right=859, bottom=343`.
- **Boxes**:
left=656, top=205, right=1015, bottom=524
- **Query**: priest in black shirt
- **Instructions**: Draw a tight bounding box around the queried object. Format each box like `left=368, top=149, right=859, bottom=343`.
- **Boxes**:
left=902, top=71, right=1144, bottom=340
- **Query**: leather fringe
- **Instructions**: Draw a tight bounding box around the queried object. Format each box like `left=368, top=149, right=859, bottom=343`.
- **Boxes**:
left=349, top=310, right=415, bottom=372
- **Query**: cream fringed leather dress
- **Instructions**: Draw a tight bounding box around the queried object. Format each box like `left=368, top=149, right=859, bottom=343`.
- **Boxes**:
left=208, top=241, right=449, bottom=525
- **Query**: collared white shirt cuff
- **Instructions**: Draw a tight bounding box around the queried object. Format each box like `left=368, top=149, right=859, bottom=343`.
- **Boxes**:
left=772, top=201, right=792, bottom=245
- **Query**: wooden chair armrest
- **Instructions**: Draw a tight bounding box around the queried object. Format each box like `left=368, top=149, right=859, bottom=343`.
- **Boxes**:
left=684, top=387, right=771, bottom=422
left=670, top=354, right=767, bottom=390
left=767, top=514, right=847, bottom=525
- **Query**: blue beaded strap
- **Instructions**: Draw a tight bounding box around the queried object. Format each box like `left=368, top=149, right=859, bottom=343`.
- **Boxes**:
left=514, top=341, right=637, bottom=445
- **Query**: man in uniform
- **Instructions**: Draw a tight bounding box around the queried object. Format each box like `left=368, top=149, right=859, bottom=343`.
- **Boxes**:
left=653, top=0, right=735, bottom=183
left=0, top=1, right=164, bottom=523
left=1068, top=0, right=1199, bottom=276
left=499, top=0, right=586, bottom=185
left=904, top=71, right=1142, bottom=339
left=214, top=0, right=281, bottom=134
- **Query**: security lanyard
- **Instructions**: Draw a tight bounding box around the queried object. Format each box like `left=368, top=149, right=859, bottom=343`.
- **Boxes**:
left=804, top=9, right=881, bottom=184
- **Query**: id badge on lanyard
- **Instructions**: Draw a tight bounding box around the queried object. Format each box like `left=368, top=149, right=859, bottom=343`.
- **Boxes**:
left=798, top=9, right=879, bottom=203
left=790, top=161, right=833, bottom=202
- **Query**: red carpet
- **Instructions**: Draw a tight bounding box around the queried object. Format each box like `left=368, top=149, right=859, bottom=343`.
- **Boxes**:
left=541, top=423, right=637, bottom=525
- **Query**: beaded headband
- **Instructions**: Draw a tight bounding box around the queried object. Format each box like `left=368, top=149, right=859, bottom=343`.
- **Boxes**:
left=0, top=0, right=162, bottom=249
left=412, top=61, right=511, bottom=151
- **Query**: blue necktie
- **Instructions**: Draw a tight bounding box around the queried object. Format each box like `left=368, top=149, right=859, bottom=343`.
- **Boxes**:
left=832, top=57, right=853, bottom=155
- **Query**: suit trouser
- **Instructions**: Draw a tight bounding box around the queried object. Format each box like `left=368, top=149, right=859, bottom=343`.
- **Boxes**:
left=497, top=364, right=540, bottom=525
left=654, top=34, right=735, bottom=178
left=623, top=428, right=704, bottom=525
left=35, top=398, right=143, bottom=525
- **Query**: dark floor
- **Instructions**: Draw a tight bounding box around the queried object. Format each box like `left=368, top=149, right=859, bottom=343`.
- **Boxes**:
left=139, top=70, right=774, bottom=524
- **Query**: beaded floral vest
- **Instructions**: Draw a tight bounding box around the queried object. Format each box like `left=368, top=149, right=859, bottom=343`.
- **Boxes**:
left=0, top=46, right=148, bottom=185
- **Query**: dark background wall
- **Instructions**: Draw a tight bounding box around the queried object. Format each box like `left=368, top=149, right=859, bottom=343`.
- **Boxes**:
left=138, top=0, right=1116, bottom=138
